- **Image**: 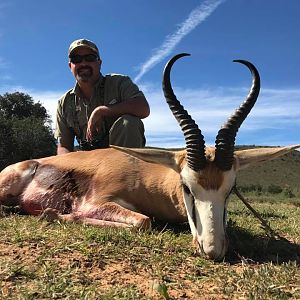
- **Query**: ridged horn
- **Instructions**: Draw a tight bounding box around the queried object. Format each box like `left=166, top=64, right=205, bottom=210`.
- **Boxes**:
left=162, top=53, right=206, bottom=171
left=214, top=60, right=261, bottom=171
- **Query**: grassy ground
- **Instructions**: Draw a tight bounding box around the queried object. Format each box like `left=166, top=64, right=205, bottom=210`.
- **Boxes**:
left=0, top=194, right=299, bottom=300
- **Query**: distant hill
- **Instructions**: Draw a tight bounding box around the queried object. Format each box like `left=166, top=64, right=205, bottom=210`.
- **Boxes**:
left=167, top=145, right=300, bottom=191
left=236, top=147, right=300, bottom=191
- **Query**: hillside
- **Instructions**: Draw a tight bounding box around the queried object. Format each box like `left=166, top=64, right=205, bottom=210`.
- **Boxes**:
left=168, top=145, right=300, bottom=191
left=236, top=147, right=300, bottom=191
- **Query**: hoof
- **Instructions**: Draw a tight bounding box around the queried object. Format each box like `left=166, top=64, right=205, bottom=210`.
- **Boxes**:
left=138, top=217, right=152, bottom=231
left=40, top=208, right=60, bottom=222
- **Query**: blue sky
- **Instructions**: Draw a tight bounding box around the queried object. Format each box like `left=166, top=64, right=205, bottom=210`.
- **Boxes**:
left=0, top=0, right=299, bottom=147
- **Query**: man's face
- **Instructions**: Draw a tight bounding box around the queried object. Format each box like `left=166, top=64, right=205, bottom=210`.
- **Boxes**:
left=69, top=47, right=101, bottom=83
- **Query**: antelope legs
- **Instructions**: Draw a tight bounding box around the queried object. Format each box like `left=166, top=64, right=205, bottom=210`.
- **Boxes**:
left=41, top=202, right=151, bottom=230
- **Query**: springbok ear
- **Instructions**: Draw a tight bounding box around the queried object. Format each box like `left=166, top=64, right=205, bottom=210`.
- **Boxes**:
left=111, top=145, right=181, bottom=172
left=235, top=144, right=300, bottom=170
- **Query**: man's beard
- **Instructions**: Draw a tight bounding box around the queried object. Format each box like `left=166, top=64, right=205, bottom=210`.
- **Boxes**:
left=76, top=66, right=94, bottom=82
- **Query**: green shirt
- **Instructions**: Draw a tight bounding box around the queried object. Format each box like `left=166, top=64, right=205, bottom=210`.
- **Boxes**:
left=55, top=73, right=145, bottom=149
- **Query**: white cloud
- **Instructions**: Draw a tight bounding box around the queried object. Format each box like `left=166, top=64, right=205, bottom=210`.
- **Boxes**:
left=30, top=90, right=64, bottom=127
left=1, top=84, right=299, bottom=147
left=141, top=84, right=300, bottom=147
left=0, top=85, right=63, bottom=129
left=134, top=0, right=225, bottom=82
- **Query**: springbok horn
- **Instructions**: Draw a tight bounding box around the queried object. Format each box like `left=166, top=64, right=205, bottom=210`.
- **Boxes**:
left=162, top=53, right=206, bottom=171
left=214, top=60, right=261, bottom=171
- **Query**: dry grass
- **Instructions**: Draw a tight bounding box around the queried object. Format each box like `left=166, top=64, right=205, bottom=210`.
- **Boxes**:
left=0, top=196, right=299, bottom=300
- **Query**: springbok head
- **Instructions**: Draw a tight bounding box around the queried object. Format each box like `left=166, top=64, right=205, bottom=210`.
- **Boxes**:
left=114, top=54, right=299, bottom=260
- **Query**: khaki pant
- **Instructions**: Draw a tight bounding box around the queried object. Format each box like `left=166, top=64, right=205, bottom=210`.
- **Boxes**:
left=109, top=115, right=146, bottom=148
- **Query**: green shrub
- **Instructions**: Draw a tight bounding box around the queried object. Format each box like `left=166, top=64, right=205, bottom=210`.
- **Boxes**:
left=238, top=184, right=262, bottom=193
left=283, top=186, right=295, bottom=198
left=267, top=184, right=283, bottom=194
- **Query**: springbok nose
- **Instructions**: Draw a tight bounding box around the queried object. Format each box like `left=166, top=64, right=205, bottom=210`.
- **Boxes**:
left=205, top=248, right=223, bottom=261
left=198, top=243, right=221, bottom=260
left=199, top=237, right=228, bottom=261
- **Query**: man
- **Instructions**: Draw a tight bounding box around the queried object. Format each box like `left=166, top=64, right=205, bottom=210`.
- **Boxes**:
left=55, top=39, right=150, bottom=155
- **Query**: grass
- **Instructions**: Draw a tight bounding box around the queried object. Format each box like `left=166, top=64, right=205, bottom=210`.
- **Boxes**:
left=0, top=194, right=299, bottom=299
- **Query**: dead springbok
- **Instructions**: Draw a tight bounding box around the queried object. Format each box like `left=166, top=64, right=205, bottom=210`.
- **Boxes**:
left=0, top=54, right=299, bottom=260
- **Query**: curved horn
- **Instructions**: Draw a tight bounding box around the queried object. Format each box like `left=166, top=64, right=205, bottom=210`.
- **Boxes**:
left=214, top=60, right=261, bottom=171
left=162, top=53, right=206, bottom=171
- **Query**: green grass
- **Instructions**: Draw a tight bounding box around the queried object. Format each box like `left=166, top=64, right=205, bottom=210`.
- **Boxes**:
left=0, top=195, right=299, bottom=299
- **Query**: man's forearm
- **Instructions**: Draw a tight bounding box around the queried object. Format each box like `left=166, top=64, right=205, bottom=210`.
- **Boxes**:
left=104, top=96, right=150, bottom=119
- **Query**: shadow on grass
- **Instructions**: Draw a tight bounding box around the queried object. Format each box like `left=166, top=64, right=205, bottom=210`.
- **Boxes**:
left=152, top=220, right=191, bottom=234
left=0, top=205, right=23, bottom=216
left=226, top=221, right=300, bottom=265
left=152, top=219, right=300, bottom=265
left=229, top=209, right=288, bottom=219
left=3, top=206, right=299, bottom=265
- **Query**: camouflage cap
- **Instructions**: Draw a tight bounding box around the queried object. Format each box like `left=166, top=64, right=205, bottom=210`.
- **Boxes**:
left=68, top=39, right=99, bottom=57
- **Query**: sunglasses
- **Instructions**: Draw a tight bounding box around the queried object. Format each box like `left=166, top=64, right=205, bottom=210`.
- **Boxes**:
left=69, top=54, right=99, bottom=64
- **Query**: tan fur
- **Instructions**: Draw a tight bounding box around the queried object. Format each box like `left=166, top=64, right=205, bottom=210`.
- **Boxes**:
left=0, top=148, right=186, bottom=223
left=0, top=144, right=299, bottom=261
left=1, top=146, right=298, bottom=218
left=197, top=162, right=224, bottom=190
left=175, top=147, right=223, bottom=190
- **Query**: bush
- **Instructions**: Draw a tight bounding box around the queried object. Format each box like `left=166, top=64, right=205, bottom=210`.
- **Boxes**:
left=267, top=184, right=283, bottom=194
left=283, top=186, right=295, bottom=198
left=0, top=92, right=56, bottom=171
left=238, top=184, right=262, bottom=193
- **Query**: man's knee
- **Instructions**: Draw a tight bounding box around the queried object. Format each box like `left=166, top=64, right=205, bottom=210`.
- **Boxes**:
left=117, top=114, right=143, bottom=128
left=109, top=115, right=146, bottom=147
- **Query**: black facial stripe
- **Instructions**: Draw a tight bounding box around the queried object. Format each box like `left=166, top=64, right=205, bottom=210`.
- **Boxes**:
left=182, top=183, right=191, bottom=195
left=191, top=195, right=197, bottom=229
left=182, top=183, right=197, bottom=228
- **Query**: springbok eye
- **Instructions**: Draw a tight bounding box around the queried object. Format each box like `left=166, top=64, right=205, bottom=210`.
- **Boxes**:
left=182, top=184, right=191, bottom=195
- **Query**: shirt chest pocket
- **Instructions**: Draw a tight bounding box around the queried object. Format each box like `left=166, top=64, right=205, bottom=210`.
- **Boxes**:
left=66, top=107, right=87, bottom=137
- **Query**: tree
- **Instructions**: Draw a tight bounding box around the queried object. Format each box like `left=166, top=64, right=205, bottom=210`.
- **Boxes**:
left=0, top=114, right=15, bottom=169
left=0, top=92, right=49, bottom=121
left=0, top=92, right=56, bottom=170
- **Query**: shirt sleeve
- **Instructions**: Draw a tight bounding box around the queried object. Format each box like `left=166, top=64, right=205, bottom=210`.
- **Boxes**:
left=118, top=76, right=146, bottom=100
left=55, top=98, right=75, bottom=150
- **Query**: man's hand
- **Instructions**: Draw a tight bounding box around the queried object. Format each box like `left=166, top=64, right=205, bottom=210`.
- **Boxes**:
left=86, top=97, right=150, bottom=142
left=86, top=106, right=109, bottom=142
